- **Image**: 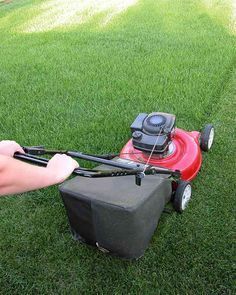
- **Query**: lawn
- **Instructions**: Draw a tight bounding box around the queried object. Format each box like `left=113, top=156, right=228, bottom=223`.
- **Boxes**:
left=0, top=0, right=235, bottom=294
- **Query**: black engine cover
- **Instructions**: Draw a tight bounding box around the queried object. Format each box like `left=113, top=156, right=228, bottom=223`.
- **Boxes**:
left=130, top=112, right=176, bottom=153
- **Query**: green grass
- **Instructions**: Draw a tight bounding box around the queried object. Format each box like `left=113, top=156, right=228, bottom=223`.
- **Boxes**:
left=0, top=0, right=235, bottom=293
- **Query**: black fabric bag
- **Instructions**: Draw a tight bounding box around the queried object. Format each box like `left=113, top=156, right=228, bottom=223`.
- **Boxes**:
left=59, top=173, right=172, bottom=259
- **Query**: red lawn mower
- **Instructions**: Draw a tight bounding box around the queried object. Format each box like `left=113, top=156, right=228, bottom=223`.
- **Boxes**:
left=119, top=112, right=215, bottom=212
left=15, top=112, right=214, bottom=259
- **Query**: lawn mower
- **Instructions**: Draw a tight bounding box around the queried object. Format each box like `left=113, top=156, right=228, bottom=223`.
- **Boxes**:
left=15, top=112, right=214, bottom=259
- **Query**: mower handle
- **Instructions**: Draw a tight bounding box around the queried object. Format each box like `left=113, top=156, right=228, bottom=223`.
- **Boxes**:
left=14, top=152, right=180, bottom=186
left=22, top=146, right=181, bottom=176
left=22, top=146, right=146, bottom=171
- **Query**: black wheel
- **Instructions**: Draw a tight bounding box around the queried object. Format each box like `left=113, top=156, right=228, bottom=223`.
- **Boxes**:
left=173, top=181, right=192, bottom=213
left=200, top=124, right=214, bottom=152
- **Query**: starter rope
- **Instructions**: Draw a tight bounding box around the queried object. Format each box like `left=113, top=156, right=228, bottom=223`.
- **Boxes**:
left=143, top=126, right=164, bottom=173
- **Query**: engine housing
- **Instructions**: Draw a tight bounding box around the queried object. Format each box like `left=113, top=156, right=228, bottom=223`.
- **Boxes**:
left=130, top=112, right=176, bottom=154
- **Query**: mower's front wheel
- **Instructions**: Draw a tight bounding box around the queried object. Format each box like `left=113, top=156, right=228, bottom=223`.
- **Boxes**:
left=173, top=181, right=192, bottom=213
left=200, top=124, right=214, bottom=152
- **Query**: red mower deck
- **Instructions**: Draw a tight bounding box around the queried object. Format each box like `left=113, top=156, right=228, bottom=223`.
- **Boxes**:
left=120, top=128, right=202, bottom=181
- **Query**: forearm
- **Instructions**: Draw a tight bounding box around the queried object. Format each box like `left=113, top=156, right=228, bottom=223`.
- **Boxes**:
left=0, top=156, right=61, bottom=196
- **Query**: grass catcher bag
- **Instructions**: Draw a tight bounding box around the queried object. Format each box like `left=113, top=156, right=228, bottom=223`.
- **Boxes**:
left=59, top=172, right=172, bottom=259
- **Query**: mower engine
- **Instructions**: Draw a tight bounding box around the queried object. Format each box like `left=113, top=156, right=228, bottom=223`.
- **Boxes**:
left=131, top=112, right=176, bottom=155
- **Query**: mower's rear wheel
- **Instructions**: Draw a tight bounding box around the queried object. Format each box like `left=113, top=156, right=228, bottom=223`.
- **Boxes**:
left=173, top=181, right=192, bottom=213
left=200, top=124, right=214, bottom=152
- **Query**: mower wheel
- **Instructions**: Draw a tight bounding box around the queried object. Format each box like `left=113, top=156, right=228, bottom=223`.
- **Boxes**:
left=173, top=181, right=192, bottom=213
left=200, top=124, right=214, bottom=152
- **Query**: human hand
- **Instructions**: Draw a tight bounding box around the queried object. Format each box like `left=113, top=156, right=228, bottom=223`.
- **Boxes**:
left=47, top=154, right=79, bottom=183
left=0, top=140, right=25, bottom=157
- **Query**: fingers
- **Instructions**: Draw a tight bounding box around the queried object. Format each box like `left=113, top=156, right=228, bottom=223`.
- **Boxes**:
left=61, top=155, right=79, bottom=169
left=50, top=154, right=79, bottom=168
left=14, top=143, right=25, bottom=154
left=72, top=158, right=79, bottom=169
left=0, top=140, right=25, bottom=156
left=8, top=141, right=25, bottom=155
left=47, top=153, right=79, bottom=183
